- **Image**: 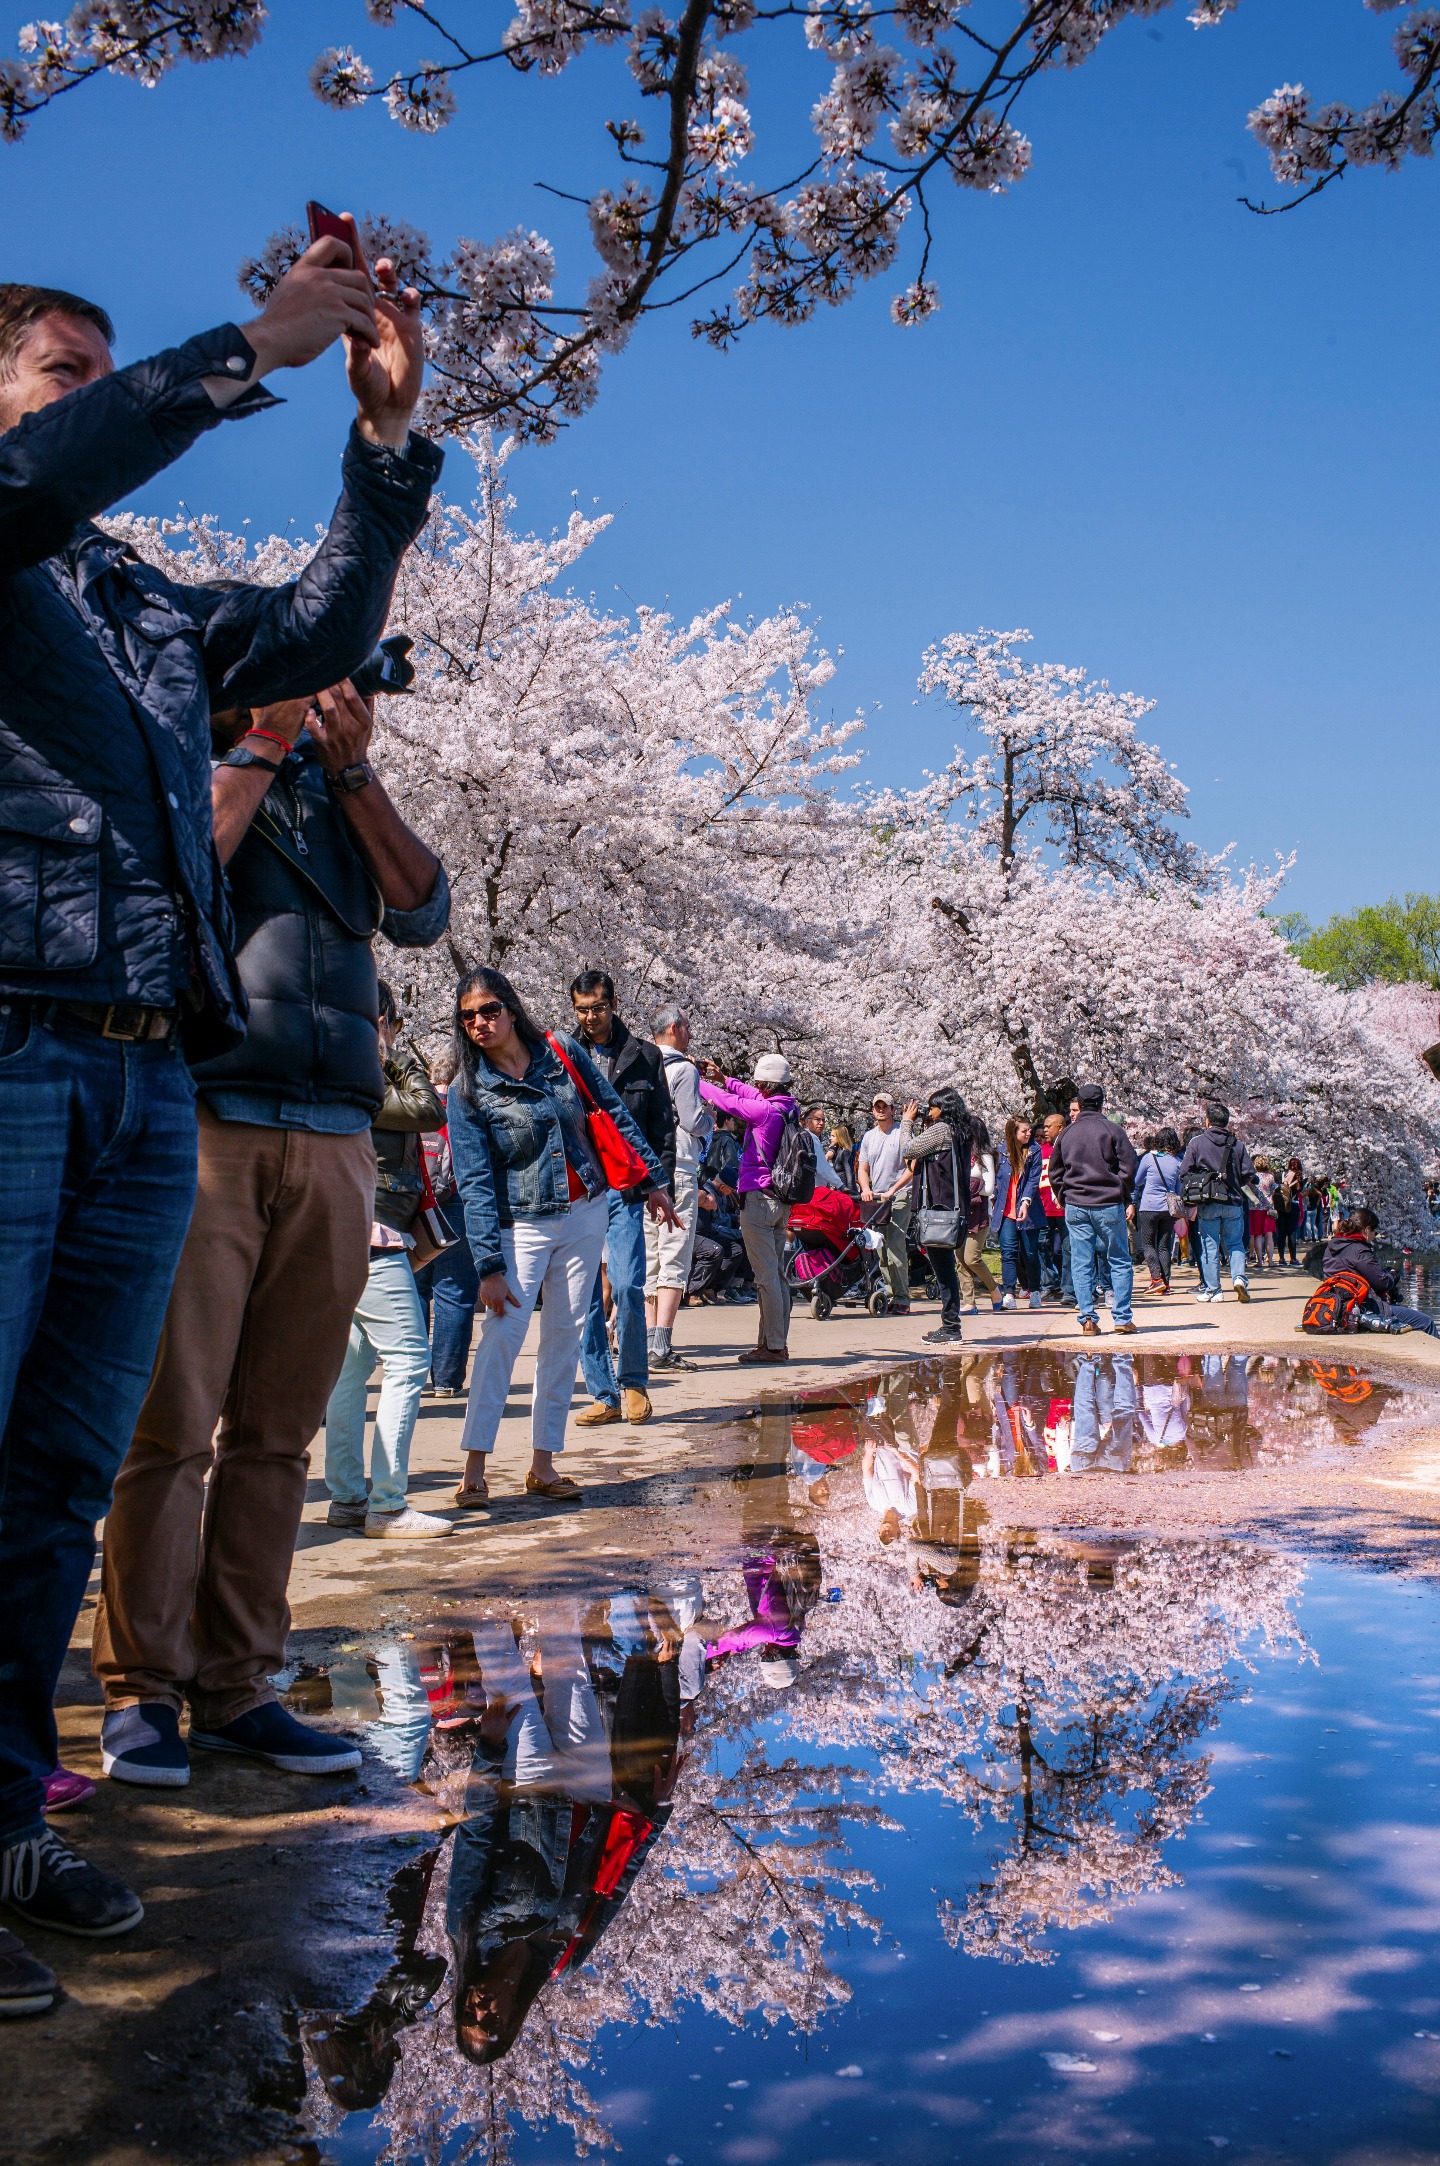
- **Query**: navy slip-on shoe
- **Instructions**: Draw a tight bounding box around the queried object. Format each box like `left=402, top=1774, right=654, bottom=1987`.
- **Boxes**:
left=188, top=1702, right=362, bottom=1776
left=101, top=1703, right=189, bottom=1789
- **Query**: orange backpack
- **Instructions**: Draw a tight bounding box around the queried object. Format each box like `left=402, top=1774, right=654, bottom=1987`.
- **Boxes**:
left=1301, top=1270, right=1373, bottom=1335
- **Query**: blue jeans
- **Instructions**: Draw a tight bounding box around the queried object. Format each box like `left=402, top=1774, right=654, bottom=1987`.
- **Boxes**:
left=998, top=1217, right=1040, bottom=1294
left=1071, top=1354, right=1137, bottom=1473
left=1065, top=1203, right=1133, bottom=1325
left=1375, top=1300, right=1438, bottom=1337
left=581, top=1191, right=649, bottom=1406
left=325, top=1249, right=431, bottom=1515
left=0, top=1011, right=198, bottom=1843
left=1196, top=1204, right=1247, bottom=1295
left=414, top=1202, right=480, bottom=1389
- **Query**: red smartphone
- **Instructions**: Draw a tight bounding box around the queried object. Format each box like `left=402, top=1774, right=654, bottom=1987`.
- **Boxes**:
left=306, top=200, right=362, bottom=273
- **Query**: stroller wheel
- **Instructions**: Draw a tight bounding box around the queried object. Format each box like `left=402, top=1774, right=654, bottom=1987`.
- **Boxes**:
left=812, top=1291, right=834, bottom=1322
left=867, top=1291, right=889, bottom=1318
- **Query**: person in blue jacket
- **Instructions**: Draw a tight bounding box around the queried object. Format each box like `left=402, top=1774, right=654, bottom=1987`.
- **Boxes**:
left=989, top=1117, right=1044, bottom=1312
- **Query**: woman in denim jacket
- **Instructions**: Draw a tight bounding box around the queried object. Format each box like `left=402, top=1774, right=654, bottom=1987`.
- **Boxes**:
left=447, top=967, right=677, bottom=1509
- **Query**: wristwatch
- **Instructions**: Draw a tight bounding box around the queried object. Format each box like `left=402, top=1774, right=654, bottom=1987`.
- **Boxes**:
left=219, top=745, right=283, bottom=772
left=329, top=759, right=375, bottom=796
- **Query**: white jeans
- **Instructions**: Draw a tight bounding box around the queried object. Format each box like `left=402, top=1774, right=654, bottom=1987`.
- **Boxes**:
left=466, top=1611, right=612, bottom=1800
left=460, top=1193, right=609, bottom=1458
left=643, top=1161, right=700, bottom=1294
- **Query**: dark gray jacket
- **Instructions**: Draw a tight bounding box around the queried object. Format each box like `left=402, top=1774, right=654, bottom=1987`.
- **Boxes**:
left=1046, top=1110, right=1139, bottom=1210
left=1178, top=1125, right=1257, bottom=1207
left=0, top=322, right=442, bottom=1059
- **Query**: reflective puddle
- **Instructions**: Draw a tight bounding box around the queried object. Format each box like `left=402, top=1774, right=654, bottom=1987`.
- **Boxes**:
left=291, top=1360, right=1440, bottom=2165
left=781, top=1349, right=1440, bottom=1489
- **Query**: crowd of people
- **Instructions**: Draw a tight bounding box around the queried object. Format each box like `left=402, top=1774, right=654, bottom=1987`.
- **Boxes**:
left=0, top=251, right=1430, bottom=2028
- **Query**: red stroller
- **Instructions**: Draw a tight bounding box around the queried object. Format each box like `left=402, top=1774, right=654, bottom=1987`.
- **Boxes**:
left=785, top=1190, right=894, bottom=1319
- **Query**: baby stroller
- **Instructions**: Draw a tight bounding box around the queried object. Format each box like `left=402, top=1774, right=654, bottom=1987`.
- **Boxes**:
left=785, top=1189, right=894, bottom=1320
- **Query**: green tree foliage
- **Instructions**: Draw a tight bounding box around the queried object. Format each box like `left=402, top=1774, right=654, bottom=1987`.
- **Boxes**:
left=1283, top=894, right=1440, bottom=991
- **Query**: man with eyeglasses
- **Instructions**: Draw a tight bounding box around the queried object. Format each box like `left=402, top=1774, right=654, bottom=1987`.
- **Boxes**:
left=568, top=970, right=677, bottom=1426
left=857, top=1093, right=912, bottom=1316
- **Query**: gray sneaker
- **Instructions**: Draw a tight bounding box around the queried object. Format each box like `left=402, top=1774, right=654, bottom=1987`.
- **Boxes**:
left=326, top=1500, right=368, bottom=1529
left=649, top=1348, right=698, bottom=1371
left=364, top=1506, right=454, bottom=1539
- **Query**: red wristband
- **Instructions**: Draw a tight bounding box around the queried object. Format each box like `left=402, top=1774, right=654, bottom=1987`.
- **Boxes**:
left=244, top=726, right=293, bottom=756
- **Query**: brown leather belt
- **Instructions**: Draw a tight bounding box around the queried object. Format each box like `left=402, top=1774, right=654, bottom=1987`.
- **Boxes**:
left=44, top=1001, right=177, bottom=1044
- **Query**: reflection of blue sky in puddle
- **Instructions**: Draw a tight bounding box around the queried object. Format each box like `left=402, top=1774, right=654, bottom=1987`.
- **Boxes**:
left=312, top=1559, right=1440, bottom=2165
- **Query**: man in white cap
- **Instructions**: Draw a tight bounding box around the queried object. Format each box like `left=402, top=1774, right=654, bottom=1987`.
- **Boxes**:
left=857, top=1091, right=912, bottom=1315
left=698, top=1053, right=798, bottom=1364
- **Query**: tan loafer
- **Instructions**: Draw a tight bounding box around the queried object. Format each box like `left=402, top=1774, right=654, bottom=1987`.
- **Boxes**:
left=623, top=1388, right=652, bottom=1424
left=525, top=1471, right=582, bottom=1502
left=453, top=1481, right=490, bottom=1510
left=575, top=1401, right=622, bottom=1427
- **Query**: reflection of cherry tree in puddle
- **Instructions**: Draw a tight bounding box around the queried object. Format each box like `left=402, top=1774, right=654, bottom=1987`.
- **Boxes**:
left=300, top=1443, right=1307, bottom=2163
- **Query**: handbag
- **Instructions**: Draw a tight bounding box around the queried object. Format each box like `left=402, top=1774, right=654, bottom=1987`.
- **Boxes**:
left=545, top=1033, right=653, bottom=1193
left=409, top=1151, right=459, bottom=1273
left=914, top=1143, right=962, bottom=1249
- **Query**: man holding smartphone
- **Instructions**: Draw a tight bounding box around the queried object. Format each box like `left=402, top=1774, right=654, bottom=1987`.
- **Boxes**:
left=0, top=221, right=442, bottom=2016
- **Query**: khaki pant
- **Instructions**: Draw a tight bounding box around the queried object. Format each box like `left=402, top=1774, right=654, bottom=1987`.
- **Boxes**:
left=879, top=1197, right=911, bottom=1306
left=740, top=1188, right=791, bottom=1351
left=958, top=1229, right=997, bottom=1303
left=92, top=1109, right=375, bottom=1728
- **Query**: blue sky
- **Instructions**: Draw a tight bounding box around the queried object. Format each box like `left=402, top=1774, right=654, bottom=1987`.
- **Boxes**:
left=4, top=0, right=1434, bottom=921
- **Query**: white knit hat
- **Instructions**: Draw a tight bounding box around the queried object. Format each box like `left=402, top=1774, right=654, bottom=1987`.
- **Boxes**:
left=753, top=1053, right=792, bottom=1087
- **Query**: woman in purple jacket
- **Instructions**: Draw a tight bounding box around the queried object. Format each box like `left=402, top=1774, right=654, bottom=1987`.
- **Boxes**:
left=698, top=1053, right=797, bottom=1366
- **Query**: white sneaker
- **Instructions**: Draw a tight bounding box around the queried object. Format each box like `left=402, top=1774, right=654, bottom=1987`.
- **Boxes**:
left=1001, top=1293, right=1016, bottom=1311
left=364, top=1506, right=454, bottom=1539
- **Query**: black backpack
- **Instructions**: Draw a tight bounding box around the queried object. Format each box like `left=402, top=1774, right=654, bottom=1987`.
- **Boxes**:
left=1180, top=1134, right=1235, bottom=1209
left=768, top=1112, right=817, bottom=1206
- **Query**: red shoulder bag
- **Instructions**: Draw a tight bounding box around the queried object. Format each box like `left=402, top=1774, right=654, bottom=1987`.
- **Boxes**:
left=545, top=1033, right=653, bottom=1192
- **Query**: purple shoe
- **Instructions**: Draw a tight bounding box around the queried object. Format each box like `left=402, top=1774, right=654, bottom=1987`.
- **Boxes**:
left=44, top=1766, right=96, bottom=1814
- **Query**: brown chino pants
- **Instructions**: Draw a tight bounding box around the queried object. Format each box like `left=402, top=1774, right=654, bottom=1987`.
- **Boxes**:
left=92, top=1108, right=375, bottom=1728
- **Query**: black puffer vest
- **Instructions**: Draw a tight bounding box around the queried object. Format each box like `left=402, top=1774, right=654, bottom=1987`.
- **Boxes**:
left=192, top=741, right=385, bottom=1115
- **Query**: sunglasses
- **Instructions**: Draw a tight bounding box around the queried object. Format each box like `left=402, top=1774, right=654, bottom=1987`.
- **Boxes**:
left=459, top=1000, right=506, bottom=1026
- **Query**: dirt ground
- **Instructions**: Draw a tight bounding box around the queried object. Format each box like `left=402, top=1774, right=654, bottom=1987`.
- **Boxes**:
left=10, top=1263, right=1440, bottom=2166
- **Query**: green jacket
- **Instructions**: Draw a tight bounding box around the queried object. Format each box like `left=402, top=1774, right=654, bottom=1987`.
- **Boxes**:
left=373, top=1046, right=445, bottom=1236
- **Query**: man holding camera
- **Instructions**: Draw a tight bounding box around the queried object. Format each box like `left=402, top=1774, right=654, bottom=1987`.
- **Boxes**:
left=91, top=670, right=449, bottom=1791
left=0, top=231, right=441, bottom=2004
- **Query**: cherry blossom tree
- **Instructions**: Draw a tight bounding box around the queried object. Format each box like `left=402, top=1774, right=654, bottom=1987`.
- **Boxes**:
left=106, top=453, right=1440, bottom=1224
left=2, top=3, right=1433, bottom=437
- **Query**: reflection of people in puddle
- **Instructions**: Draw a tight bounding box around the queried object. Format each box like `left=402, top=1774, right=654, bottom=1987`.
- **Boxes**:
left=1069, top=1354, right=1137, bottom=1474
left=1187, top=1354, right=1254, bottom=1468
left=446, top=1610, right=641, bottom=2063
left=307, top=1594, right=692, bottom=2100
left=786, top=1394, right=861, bottom=1503
left=708, top=1458, right=821, bottom=1686
left=911, top=1496, right=989, bottom=1605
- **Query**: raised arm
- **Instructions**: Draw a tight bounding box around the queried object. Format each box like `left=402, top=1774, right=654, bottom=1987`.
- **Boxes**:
left=0, top=238, right=377, bottom=577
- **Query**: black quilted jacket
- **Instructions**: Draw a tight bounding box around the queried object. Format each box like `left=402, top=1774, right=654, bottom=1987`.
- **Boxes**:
left=0, top=321, right=442, bottom=1059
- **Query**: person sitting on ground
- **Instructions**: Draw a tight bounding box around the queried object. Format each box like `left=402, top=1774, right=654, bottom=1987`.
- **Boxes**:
left=1321, top=1209, right=1438, bottom=1336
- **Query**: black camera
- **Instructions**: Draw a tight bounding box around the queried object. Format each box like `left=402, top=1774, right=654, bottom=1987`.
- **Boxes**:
left=349, top=634, right=416, bottom=700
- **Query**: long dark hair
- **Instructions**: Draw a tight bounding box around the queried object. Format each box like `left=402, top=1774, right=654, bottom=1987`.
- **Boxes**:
left=926, top=1087, right=973, bottom=1151
left=452, top=967, right=548, bottom=1100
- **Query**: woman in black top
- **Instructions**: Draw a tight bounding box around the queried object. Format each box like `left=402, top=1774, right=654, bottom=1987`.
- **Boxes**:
left=901, top=1088, right=973, bottom=1348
